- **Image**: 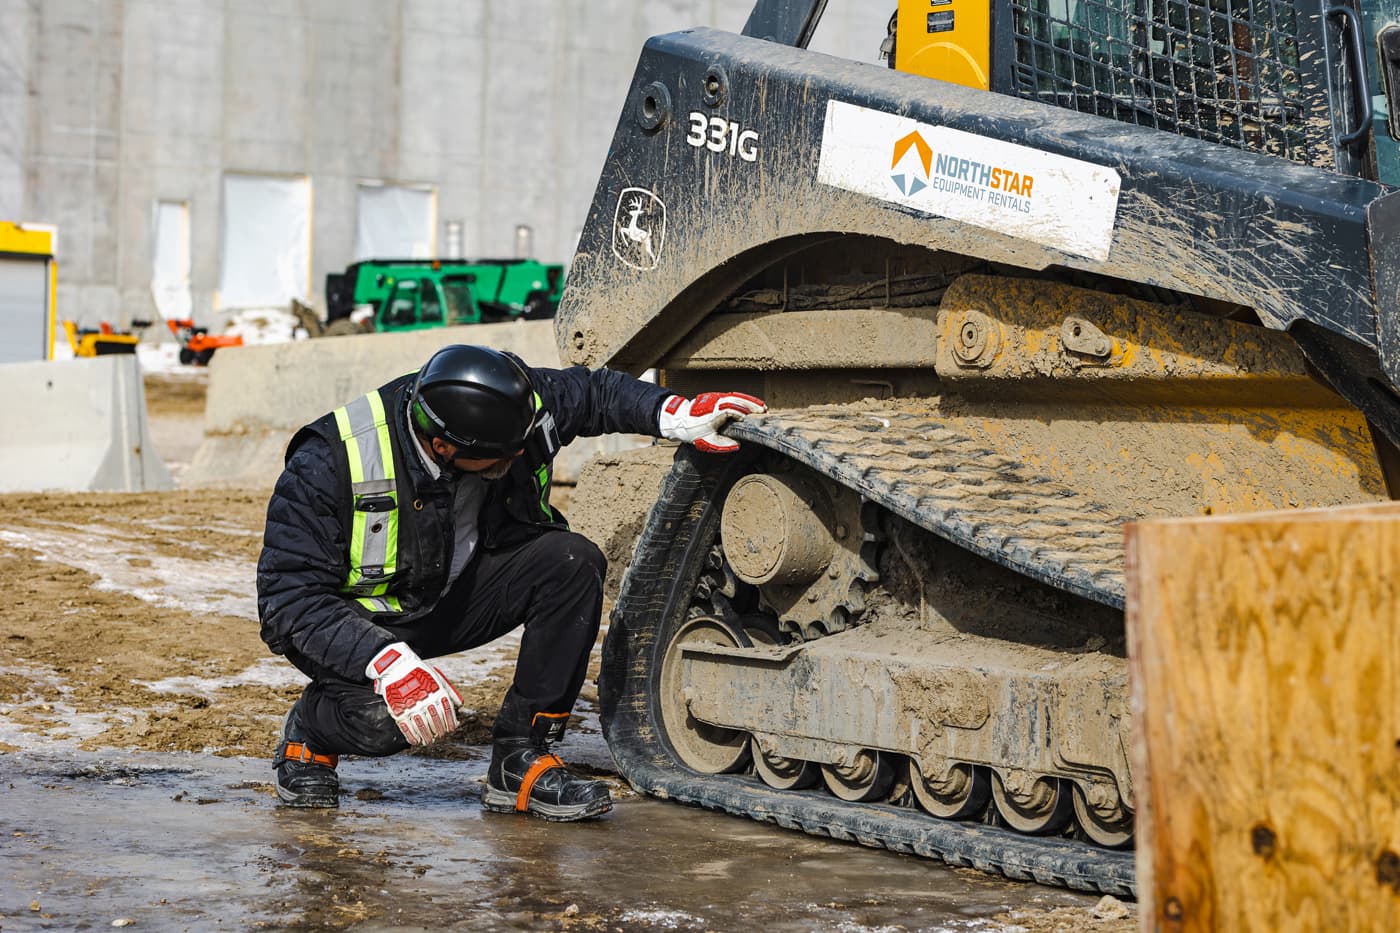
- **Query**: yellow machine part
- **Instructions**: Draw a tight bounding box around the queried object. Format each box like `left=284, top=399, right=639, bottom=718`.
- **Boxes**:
left=929, top=274, right=1388, bottom=519
left=895, top=0, right=990, bottom=90
left=62, top=319, right=139, bottom=358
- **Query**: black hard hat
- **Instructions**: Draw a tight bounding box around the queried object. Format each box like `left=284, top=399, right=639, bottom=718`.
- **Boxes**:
left=409, top=345, right=538, bottom=458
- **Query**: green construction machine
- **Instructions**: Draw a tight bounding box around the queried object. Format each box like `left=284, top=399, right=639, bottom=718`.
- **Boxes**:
left=322, top=258, right=564, bottom=335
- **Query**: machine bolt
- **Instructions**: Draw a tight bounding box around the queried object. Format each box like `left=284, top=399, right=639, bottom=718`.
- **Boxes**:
left=950, top=310, right=997, bottom=368
left=636, top=80, right=672, bottom=132
left=702, top=64, right=729, bottom=107
left=1059, top=315, right=1112, bottom=359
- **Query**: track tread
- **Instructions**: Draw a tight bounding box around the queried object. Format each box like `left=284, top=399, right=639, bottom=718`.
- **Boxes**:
left=601, top=438, right=1136, bottom=898
left=727, top=405, right=1128, bottom=608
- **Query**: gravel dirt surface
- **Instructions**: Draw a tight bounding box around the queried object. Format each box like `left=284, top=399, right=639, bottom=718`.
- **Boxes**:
left=0, top=373, right=1138, bottom=931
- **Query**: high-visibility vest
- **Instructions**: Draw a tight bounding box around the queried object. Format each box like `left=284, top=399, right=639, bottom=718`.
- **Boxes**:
left=331, top=389, right=556, bottom=613
left=332, top=390, right=402, bottom=613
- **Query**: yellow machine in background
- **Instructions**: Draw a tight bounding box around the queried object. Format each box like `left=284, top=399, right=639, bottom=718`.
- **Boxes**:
left=61, top=319, right=140, bottom=357
left=894, top=0, right=990, bottom=89
left=0, top=221, right=58, bottom=363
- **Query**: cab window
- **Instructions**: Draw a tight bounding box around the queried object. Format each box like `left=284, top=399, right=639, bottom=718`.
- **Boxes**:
left=420, top=282, right=443, bottom=323
left=386, top=281, right=418, bottom=326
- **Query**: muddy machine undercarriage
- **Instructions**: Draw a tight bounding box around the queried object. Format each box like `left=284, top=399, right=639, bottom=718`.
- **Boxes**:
left=557, top=0, right=1400, bottom=893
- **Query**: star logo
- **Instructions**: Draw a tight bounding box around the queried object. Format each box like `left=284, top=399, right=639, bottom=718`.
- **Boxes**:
left=890, top=130, right=933, bottom=196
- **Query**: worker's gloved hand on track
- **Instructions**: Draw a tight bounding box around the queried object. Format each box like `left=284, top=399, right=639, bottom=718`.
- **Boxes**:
left=658, top=392, right=768, bottom=453
left=366, top=642, right=463, bottom=746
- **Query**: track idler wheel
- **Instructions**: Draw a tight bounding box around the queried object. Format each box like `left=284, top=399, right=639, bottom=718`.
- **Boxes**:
left=991, top=771, right=1075, bottom=835
left=821, top=749, right=895, bottom=802
left=1073, top=783, right=1135, bottom=848
left=752, top=737, right=820, bottom=791
left=909, top=760, right=992, bottom=820
left=657, top=615, right=752, bottom=774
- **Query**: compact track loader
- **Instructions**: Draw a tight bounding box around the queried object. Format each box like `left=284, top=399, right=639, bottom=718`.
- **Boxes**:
left=558, top=0, right=1400, bottom=893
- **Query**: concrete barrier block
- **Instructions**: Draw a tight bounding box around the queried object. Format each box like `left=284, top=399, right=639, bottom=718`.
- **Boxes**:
left=185, top=322, right=645, bottom=489
left=0, top=355, right=174, bottom=493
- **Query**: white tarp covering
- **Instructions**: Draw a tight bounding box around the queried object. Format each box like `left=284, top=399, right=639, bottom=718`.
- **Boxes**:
left=151, top=199, right=191, bottom=320
left=218, top=174, right=311, bottom=310
left=354, top=184, right=435, bottom=260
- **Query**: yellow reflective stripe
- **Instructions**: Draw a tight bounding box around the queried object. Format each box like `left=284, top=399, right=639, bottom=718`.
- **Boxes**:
left=334, top=406, right=366, bottom=484
left=366, top=391, right=400, bottom=577
left=383, top=502, right=399, bottom=576
left=535, top=463, right=551, bottom=519
left=349, top=508, right=369, bottom=578
left=339, top=401, right=372, bottom=600
left=335, top=392, right=401, bottom=611
left=367, top=391, right=395, bottom=481
left=531, top=391, right=549, bottom=519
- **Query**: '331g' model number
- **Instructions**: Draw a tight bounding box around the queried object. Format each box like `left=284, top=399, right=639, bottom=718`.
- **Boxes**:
left=686, top=111, right=759, bottom=162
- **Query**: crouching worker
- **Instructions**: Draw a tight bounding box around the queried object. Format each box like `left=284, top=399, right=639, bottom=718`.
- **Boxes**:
left=256, top=344, right=765, bottom=820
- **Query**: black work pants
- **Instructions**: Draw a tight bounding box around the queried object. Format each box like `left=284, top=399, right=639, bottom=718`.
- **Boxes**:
left=286, top=529, right=606, bottom=757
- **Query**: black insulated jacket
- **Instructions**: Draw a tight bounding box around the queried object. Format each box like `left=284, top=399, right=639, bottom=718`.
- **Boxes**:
left=257, top=363, right=670, bottom=683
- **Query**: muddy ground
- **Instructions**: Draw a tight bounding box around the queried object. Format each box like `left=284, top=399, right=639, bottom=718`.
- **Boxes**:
left=0, top=373, right=1138, bottom=931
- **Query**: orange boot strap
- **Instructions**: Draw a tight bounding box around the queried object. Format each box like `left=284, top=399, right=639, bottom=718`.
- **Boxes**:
left=516, top=754, right=565, bottom=812
left=283, top=741, right=339, bottom=768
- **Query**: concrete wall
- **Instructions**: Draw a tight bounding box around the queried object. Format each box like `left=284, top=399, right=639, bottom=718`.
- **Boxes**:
left=0, top=354, right=173, bottom=492
left=0, top=0, right=888, bottom=331
left=183, top=320, right=643, bottom=488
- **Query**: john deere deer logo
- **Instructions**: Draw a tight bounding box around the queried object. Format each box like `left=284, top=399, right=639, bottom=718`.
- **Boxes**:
left=611, top=187, right=666, bottom=271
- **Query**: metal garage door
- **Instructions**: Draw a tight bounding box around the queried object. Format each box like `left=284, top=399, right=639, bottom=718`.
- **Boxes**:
left=0, top=257, right=49, bottom=364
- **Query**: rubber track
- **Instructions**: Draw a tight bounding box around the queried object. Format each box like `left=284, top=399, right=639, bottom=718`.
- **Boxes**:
left=602, top=436, right=1136, bottom=897
left=727, top=405, right=1128, bottom=608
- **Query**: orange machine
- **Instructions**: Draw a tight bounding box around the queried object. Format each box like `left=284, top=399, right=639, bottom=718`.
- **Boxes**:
left=167, top=318, right=243, bottom=366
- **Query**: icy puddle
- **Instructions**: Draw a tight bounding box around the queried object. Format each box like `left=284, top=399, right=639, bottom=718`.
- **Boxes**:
left=2, top=749, right=1102, bottom=931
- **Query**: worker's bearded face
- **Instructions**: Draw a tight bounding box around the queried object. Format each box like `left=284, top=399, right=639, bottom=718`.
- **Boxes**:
left=428, top=436, right=516, bottom=481
left=474, top=459, right=514, bottom=480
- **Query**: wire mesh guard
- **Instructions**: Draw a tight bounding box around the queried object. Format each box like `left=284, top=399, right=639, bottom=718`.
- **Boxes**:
left=1009, top=0, right=1335, bottom=167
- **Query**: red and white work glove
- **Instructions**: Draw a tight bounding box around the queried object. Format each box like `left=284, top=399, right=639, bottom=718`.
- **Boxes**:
left=658, top=392, right=768, bottom=453
left=365, top=642, right=464, bottom=747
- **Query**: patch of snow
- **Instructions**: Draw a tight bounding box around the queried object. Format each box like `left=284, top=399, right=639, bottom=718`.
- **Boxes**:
left=0, top=662, right=113, bottom=750
left=136, top=340, right=191, bottom=376
left=221, top=307, right=303, bottom=346
left=617, top=909, right=706, bottom=929
left=138, top=657, right=309, bottom=696
left=433, top=633, right=522, bottom=693
left=0, top=527, right=258, bottom=621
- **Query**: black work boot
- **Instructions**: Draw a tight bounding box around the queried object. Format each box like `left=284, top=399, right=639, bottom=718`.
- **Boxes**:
left=482, top=712, right=611, bottom=821
left=273, top=706, right=340, bottom=808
